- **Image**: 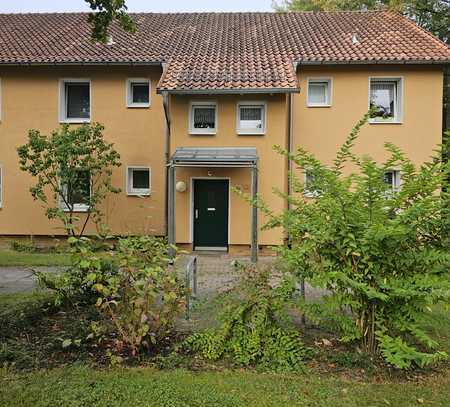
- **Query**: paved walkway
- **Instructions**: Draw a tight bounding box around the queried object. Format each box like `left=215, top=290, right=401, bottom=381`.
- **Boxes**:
left=0, top=254, right=324, bottom=301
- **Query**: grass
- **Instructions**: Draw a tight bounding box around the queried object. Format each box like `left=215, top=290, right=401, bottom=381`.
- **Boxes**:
left=0, top=292, right=449, bottom=407
left=0, top=250, right=71, bottom=267
left=1, top=365, right=449, bottom=407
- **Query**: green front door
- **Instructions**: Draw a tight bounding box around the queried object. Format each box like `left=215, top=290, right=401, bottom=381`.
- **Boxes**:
left=193, top=179, right=229, bottom=250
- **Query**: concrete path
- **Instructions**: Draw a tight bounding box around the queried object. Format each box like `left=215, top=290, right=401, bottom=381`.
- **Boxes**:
left=0, top=266, right=61, bottom=294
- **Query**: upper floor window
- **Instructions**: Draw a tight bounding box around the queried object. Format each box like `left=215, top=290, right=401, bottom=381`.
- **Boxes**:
left=127, top=166, right=151, bottom=196
left=307, top=78, right=332, bottom=107
left=369, top=78, right=403, bottom=123
left=383, top=170, right=401, bottom=192
left=189, top=102, right=217, bottom=134
left=237, top=102, right=266, bottom=135
left=61, top=170, right=91, bottom=212
left=126, top=78, right=150, bottom=108
left=59, top=79, right=91, bottom=123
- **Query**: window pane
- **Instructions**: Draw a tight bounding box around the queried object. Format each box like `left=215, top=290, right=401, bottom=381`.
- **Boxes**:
left=131, top=83, right=149, bottom=104
left=370, top=81, right=396, bottom=119
left=383, top=171, right=394, bottom=187
left=308, top=82, right=327, bottom=104
left=132, top=169, right=150, bottom=189
left=66, top=83, right=90, bottom=118
left=240, top=106, right=263, bottom=129
left=67, top=170, right=90, bottom=205
left=193, top=106, right=215, bottom=129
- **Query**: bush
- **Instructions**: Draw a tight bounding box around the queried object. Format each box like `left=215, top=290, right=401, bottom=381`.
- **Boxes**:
left=185, top=265, right=307, bottom=372
left=238, top=114, right=450, bottom=369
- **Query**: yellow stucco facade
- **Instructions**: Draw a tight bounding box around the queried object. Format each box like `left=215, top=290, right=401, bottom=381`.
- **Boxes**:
left=0, top=65, right=445, bottom=249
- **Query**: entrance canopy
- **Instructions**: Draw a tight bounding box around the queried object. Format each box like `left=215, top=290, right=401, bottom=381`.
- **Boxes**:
left=168, top=147, right=259, bottom=262
left=171, top=147, right=258, bottom=168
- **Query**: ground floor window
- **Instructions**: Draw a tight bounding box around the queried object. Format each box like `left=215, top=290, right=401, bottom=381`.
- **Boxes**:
left=61, top=170, right=91, bottom=212
left=127, top=167, right=151, bottom=196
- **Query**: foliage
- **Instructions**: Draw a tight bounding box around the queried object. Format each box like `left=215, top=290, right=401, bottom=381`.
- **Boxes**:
left=85, top=0, right=137, bottom=42
left=273, top=0, right=450, bottom=43
left=238, top=112, right=450, bottom=369
left=17, top=123, right=121, bottom=237
left=185, top=265, right=307, bottom=372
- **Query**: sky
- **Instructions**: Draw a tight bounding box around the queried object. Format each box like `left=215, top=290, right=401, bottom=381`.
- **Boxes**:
left=0, top=0, right=274, bottom=13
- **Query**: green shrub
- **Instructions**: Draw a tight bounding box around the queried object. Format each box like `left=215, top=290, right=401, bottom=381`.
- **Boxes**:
left=237, top=114, right=450, bottom=369
left=185, top=265, right=307, bottom=372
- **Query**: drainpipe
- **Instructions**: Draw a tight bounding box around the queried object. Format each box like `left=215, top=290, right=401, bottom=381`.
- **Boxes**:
left=162, top=88, right=171, bottom=238
left=289, top=63, right=306, bottom=322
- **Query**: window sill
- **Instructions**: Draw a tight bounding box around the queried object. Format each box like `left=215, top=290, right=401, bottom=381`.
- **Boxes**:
left=369, top=120, right=402, bottom=125
left=189, top=131, right=217, bottom=136
left=60, top=118, right=91, bottom=124
left=307, top=104, right=332, bottom=108
left=237, top=130, right=265, bottom=136
left=127, top=191, right=151, bottom=196
left=126, top=103, right=151, bottom=109
left=62, top=205, right=90, bottom=213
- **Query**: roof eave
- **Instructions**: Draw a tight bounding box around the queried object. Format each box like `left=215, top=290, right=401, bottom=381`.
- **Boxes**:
left=157, top=87, right=300, bottom=95
left=296, top=59, right=450, bottom=66
left=0, top=61, right=164, bottom=67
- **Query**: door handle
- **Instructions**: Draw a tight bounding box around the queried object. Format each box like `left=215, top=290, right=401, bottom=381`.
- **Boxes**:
left=195, top=209, right=199, bottom=219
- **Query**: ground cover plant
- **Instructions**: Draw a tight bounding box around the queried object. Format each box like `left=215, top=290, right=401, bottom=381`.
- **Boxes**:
left=239, top=114, right=450, bottom=369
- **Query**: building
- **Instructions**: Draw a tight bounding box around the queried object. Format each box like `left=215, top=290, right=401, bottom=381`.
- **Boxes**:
left=0, top=11, right=448, bottom=259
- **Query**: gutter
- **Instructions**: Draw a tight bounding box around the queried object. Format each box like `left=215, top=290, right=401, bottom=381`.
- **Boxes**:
left=0, top=61, right=163, bottom=66
left=156, top=87, right=300, bottom=95
left=295, top=59, right=450, bottom=66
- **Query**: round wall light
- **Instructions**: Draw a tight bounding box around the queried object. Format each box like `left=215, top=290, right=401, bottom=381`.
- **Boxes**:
left=176, top=181, right=187, bottom=192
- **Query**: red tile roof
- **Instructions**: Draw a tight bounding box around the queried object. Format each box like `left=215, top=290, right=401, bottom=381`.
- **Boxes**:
left=0, top=11, right=448, bottom=92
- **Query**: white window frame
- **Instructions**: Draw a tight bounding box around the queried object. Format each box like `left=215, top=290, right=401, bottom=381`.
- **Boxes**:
left=127, top=166, right=151, bottom=196
left=383, top=169, right=401, bottom=192
left=59, top=78, right=91, bottom=123
left=307, top=77, right=332, bottom=107
left=304, top=170, right=321, bottom=198
left=236, top=101, right=267, bottom=135
left=60, top=172, right=91, bottom=213
left=126, top=78, right=151, bottom=108
left=369, top=77, right=403, bottom=124
left=0, top=165, right=3, bottom=208
left=189, top=101, right=217, bottom=135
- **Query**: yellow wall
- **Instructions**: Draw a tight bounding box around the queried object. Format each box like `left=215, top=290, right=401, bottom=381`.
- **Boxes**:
left=169, top=94, right=288, bottom=246
left=0, top=65, right=444, bottom=247
left=0, top=66, right=167, bottom=236
left=293, top=66, right=443, bottom=167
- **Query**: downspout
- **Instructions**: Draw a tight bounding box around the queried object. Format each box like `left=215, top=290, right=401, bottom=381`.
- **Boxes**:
left=162, top=85, right=171, bottom=237
left=289, top=62, right=306, bottom=321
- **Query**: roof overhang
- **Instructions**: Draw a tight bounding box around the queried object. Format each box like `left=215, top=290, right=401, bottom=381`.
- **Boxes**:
left=295, top=59, right=450, bottom=66
left=170, top=147, right=258, bottom=168
left=157, top=87, right=300, bottom=95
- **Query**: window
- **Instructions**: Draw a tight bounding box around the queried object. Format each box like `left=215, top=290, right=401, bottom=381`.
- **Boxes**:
left=307, top=78, right=332, bottom=107
left=59, top=79, right=91, bottom=123
left=383, top=170, right=401, bottom=192
left=189, top=102, right=217, bottom=134
left=126, top=79, right=150, bottom=108
left=369, top=78, right=403, bottom=123
left=127, top=167, right=151, bottom=195
left=61, top=170, right=91, bottom=212
left=304, top=170, right=321, bottom=197
left=237, top=102, right=266, bottom=134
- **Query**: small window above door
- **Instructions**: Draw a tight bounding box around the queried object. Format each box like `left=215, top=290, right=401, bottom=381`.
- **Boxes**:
left=126, top=79, right=151, bottom=108
left=237, top=102, right=266, bottom=135
left=189, top=102, right=217, bottom=135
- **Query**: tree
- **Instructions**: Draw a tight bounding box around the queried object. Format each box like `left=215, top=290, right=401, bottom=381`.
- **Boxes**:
left=17, top=123, right=121, bottom=237
left=84, top=0, right=136, bottom=43
left=273, top=0, right=449, bottom=43
left=238, top=114, right=450, bottom=369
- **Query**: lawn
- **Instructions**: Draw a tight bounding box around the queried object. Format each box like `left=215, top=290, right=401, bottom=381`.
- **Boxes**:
left=0, top=250, right=71, bottom=267
left=0, top=291, right=449, bottom=407
left=1, top=364, right=449, bottom=407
